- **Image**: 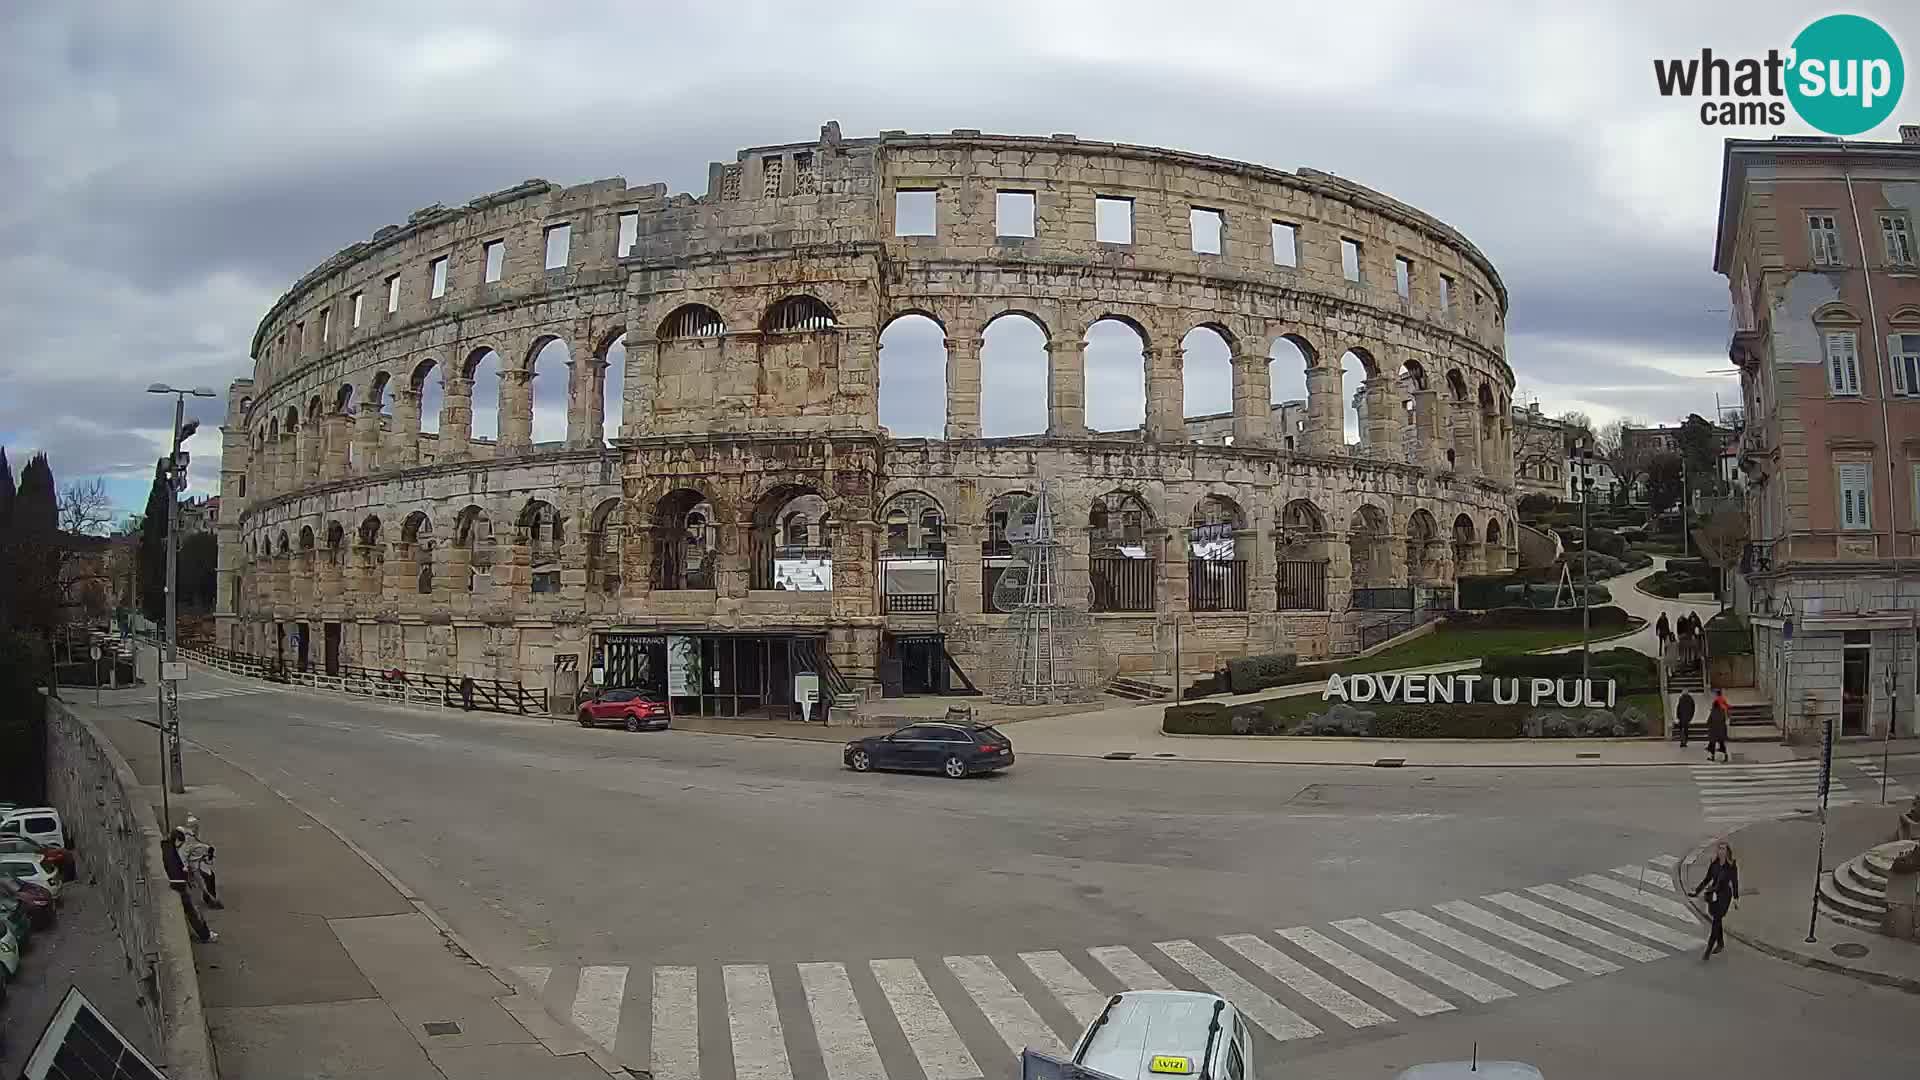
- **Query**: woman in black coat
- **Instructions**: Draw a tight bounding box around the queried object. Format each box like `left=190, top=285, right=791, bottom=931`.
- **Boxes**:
left=1691, top=839, right=1739, bottom=958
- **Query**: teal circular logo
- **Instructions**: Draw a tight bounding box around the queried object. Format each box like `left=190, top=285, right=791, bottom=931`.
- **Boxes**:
left=1787, top=14, right=1904, bottom=136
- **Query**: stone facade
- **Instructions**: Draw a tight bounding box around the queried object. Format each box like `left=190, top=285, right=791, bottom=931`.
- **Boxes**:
left=219, top=125, right=1516, bottom=700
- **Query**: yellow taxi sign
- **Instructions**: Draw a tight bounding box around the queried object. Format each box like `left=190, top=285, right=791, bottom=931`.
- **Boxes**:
left=1149, top=1057, right=1194, bottom=1075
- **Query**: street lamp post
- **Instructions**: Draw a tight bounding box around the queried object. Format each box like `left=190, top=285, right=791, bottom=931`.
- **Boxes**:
left=148, top=383, right=217, bottom=796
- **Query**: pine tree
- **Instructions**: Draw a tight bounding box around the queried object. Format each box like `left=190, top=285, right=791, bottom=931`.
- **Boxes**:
left=0, top=447, right=14, bottom=628
left=138, top=457, right=171, bottom=626
left=12, top=453, right=58, bottom=635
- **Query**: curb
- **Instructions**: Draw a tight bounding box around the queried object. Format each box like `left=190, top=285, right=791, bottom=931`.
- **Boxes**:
left=1674, top=836, right=1920, bottom=995
left=177, top=735, right=632, bottom=1077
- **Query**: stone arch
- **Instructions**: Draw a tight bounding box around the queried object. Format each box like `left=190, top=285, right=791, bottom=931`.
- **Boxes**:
left=878, top=313, right=947, bottom=438
left=298, top=524, right=315, bottom=553
left=1181, top=325, right=1235, bottom=428
left=334, top=383, right=355, bottom=413
left=454, top=504, right=493, bottom=592
left=983, top=490, right=1036, bottom=558
left=752, top=484, right=833, bottom=591
left=1084, top=316, right=1147, bottom=436
left=519, top=498, right=563, bottom=592
left=1347, top=503, right=1392, bottom=590
left=368, top=371, right=392, bottom=413
left=528, top=337, right=570, bottom=445
left=1338, top=351, right=1375, bottom=445
left=1186, top=494, right=1245, bottom=559
left=650, top=488, right=716, bottom=591
left=1446, top=369, right=1468, bottom=400
left=1089, top=489, right=1156, bottom=612
left=1089, top=490, right=1155, bottom=554
left=762, top=295, right=836, bottom=333
left=1406, top=508, right=1441, bottom=584
left=587, top=497, right=625, bottom=594
left=276, top=529, right=289, bottom=555
left=598, top=328, right=627, bottom=446
left=402, top=511, right=434, bottom=594
left=465, top=347, right=503, bottom=443
left=325, top=520, right=345, bottom=564
left=1451, top=512, right=1480, bottom=580
left=306, top=394, right=324, bottom=424
left=358, top=514, right=382, bottom=547
left=1267, top=334, right=1316, bottom=452
left=659, top=303, right=726, bottom=340
left=981, top=311, right=1050, bottom=437
left=879, top=490, right=946, bottom=554
left=1485, top=515, right=1505, bottom=573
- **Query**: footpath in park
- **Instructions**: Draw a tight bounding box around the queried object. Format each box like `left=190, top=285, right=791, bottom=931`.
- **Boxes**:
left=78, top=679, right=619, bottom=1080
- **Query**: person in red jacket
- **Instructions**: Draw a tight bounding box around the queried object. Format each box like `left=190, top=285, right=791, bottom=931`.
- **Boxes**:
left=1706, top=688, right=1732, bottom=762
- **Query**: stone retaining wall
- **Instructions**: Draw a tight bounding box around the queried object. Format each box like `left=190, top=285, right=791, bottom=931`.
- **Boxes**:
left=45, top=699, right=217, bottom=1079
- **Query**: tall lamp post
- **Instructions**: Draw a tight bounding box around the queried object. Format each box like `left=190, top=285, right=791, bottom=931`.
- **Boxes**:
left=148, top=383, right=217, bottom=796
left=1574, top=438, right=1596, bottom=686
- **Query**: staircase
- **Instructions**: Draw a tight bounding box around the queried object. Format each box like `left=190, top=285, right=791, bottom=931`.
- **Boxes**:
left=1106, top=675, right=1171, bottom=702
left=1818, top=840, right=1916, bottom=931
left=1726, top=702, right=1779, bottom=742
left=1667, top=663, right=1705, bottom=694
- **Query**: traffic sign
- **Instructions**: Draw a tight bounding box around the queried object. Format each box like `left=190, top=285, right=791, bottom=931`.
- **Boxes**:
left=160, top=661, right=187, bottom=682
left=89, top=645, right=102, bottom=661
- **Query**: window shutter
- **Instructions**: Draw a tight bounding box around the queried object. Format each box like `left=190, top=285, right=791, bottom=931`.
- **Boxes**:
left=1845, top=344, right=1861, bottom=395
left=1839, top=463, right=1871, bottom=528
left=1892, top=335, right=1909, bottom=396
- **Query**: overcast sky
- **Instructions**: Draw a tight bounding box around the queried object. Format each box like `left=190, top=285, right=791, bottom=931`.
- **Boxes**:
left=4, top=0, right=1910, bottom=517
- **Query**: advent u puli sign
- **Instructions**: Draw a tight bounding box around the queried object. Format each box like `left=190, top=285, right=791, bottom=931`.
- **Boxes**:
left=1324, top=673, right=1618, bottom=709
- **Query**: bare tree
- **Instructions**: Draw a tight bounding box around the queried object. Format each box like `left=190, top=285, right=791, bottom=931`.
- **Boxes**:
left=1599, top=417, right=1652, bottom=503
left=1691, top=507, right=1748, bottom=612
left=55, top=478, right=117, bottom=620
left=58, top=479, right=115, bottom=537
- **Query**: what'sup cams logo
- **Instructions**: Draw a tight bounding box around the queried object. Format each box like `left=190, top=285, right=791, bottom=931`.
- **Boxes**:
left=1655, top=14, right=1904, bottom=134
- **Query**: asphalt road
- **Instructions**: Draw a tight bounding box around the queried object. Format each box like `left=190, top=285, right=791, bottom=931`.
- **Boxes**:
left=97, top=668, right=1920, bottom=1079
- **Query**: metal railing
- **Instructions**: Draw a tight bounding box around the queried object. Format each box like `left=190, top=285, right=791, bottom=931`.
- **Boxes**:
left=1090, top=557, right=1157, bottom=613
left=1188, top=559, right=1249, bottom=612
left=169, top=641, right=547, bottom=715
left=1277, top=560, right=1330, bottom=611
left=1349, top=586, right=1414, bottom=610
left=880, top=555, right=944, bottom=614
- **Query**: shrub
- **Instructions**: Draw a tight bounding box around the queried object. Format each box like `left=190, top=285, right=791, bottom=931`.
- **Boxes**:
left=1532, top=708, right=1646, bottom=738
left=1295, top=703, right=1374, bottom=736
left=1226, top=651, right=1299, bottom=693
left=1458, top=573, right=1525, bottom=610
left=1567, top=553, right=1626, bottom=581
left=1587, top=527, right=1628, bottom=558
left=1479, top=647, right=1654, bottom=694
left=1444, top=605, right=1631, bottom=630
left=1704, top=611, right=1753, bottom=656
left=1517, top=493, right=1559, bottom=516
left=1369, top=704, right=1526, bottom=739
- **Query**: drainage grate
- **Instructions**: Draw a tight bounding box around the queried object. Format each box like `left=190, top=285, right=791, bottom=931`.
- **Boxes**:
left=1373, top=757, right=1405, bottom=768
left=423, top=1021, right=463, bottom=1037
left=1831, top=942, right=1870, bottom=959
left=1103, top=751, right=1136, bottom=760
left=1153, top=752, right=1177, bottom=758
left=1575, top=752, right=1601, bottom=759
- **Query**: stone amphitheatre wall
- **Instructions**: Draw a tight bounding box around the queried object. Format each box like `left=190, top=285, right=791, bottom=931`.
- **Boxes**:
left=219, top=124, right=1517, bottom=693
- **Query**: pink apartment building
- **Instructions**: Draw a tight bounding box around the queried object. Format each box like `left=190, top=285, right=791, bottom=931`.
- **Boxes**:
left=1717, top=127, right=1920, bottom=743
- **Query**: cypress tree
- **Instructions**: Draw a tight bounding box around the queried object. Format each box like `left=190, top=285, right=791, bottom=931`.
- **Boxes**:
left=13, top=453, right=58, bottom=635
left=138, top=457, right=172, bottom=626
left=0, top=447, right=14, bottom=628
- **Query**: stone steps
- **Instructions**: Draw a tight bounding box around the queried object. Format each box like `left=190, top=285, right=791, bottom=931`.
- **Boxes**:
left=1817, top=840, right=1917, bottom=931
left=1107, top=676, right=1170, bottom=702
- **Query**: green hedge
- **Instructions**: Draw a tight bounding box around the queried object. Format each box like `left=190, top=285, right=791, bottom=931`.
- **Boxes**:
left=1704, top=611, right=1753, bottom=656
left=1482, top=647, right=1658, bottom=693
left=1226, top=652, right=1299, bottom=694
left=1164, top=702, right=1230, bottom=733
left=1164, top=698, right=1651, bottom=739
left=1445, top=605, right=1632, bottom=630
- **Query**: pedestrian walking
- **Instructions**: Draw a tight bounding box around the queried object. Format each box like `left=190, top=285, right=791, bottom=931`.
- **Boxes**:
left=1706, top=687, right=1731, bottom=762
left=182, top=815, right=223, bottom=909
left=461, top=675, right=475, bottom=711
left=1676, top=690, right=1696, bottom=748
left=1675, top=615, right=1693, bottom=668
left=1690, top=838, right=1739, bottom=959
left=162, top=830, right=217, bottom=943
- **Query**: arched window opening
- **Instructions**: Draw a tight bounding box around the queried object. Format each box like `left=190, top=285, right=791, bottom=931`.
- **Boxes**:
left=981, top=313, right=1048, bottom=437
left=414, top=360, right=444, bottom=436
left=1089, top=491, right=1155, bottom=612
left=752, top=489, right=831, bottom=591
left=531, top=338, right=570, bottom=446
left=402, top=512, right=434, bottom=595
left=1347, top=504, right=1392, bottom=596
left=885, top=509, right=909, bottom=553
left=1085, top=318, right=1146, bottom=436
left=661, top=304, right=725, bottom=340
left=1406, top=509, right=1440, bottom=585
left=455, top=505, right=492, bottom=592
left=878, top=490, right=947, bottom=614
left=1187, top=495, right=1247, bottom=611
left=1181, top=326, right=1234, bottom=425
left=325, top=521, right=345, bottom=565
left=763, top=295, right=836, bottom=334
left=467, top=349, right=502, bottom=443
left=1485, top=517, right=1505, bottom=574
left=1451, top=513, right=1479, bottom=582
left=589, top=498, right=625, bottom=595
left=1340, top=350, right=1375, bottom=445
left=1268, top=335, right=1313, bottom=452
left=1276, top=499, right=1331, bottom=610
left=982, top=491, right=1037, bottom=613
left=521, top=500, right=564, bottom=593
left=602, top=334, right=626, bottom=446
left=651, top=489, right=716, bottom=591
left=359, top=516, right=382, bottom=547
left=878, top=314, right=947, bottom=438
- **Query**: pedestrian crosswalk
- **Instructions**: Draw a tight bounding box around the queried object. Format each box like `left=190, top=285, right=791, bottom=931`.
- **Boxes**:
left=1693, top=758, right=1915, bottom=825
left=509, top=857, right=1701, bottom=1079
left=106, top=684, right=279, bottom=707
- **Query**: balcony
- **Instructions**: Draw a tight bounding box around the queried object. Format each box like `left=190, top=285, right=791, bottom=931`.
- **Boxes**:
left=1188, top=559, right=1249, bottom=612
left=880, top=554, right=944, bottom=615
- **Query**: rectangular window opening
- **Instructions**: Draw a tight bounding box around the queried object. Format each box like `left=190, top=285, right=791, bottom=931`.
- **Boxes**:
left=1271, top=222, right=1297, bottom=266
left=1892, top=332, right=1920, bottom=396
left=544, top=223, right=572, bottom=270
left=1825, top=330, right=1861, bottom=396
left=617, top=212, right=639, bottom=258
left=762, top=156, right=784, bottom=199
left=483, top=240, right=504, bottom=283
left=1095, top=196, right=1133, bottom=244
left=894, top=189, right=936, bottom=236
left=351, top=292, right=363, bottom=328
left=1340, top=238, right=1363, bottom=282
left=1190, top=207, right=1223, bottom=255
left=1838, top=461, right=1872, bottom=530
left=429, top=256, right=449, bottom=299
left=1882, top=212, right=1916, bottom=266
left=319, top=307, right=331, bottom=341
left=1809, top=213, right=1843, bottom=265
left=1439, top=274, right=1454, bottom=313
left=386, top=274, right=401, bottom=313
left=996, top=191, right=1035, bottom=237
left=1394, top=256, right=1413, bottom=299
left=294, top=320, right=304, bottom=350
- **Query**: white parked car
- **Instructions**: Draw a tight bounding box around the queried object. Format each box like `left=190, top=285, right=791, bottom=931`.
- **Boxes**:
left=0, top=851, right=62, bottom=901
left=0, top=920, right=18, bottom=1003
left=0, top=806, right=67, bottom=851
left=1069, top=991, right=1255, bottom=1080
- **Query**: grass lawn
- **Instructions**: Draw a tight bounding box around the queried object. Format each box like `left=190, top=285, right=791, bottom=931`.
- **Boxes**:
left=1332, top=622, right=1644, bottom=675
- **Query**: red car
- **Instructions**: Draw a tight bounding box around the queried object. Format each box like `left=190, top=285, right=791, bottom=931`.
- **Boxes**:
left=0, top=876, right=53, bottom=929
left=0, top=838, right=68, bottom=878
left=577, top=689, right=670, bottom=732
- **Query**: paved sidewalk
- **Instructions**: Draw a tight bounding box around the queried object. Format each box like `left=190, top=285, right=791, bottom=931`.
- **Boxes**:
left=1677, top=803, right=1920, bottom=992
left=79, top=701, right=620, bottom=1080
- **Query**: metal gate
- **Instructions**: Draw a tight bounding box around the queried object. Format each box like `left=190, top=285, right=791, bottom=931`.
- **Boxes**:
left=596, top=633, right=665, bottom=689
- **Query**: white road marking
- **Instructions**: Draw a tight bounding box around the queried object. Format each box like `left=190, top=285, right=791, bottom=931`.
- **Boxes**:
left=870, top=959, right=980, bottom=1080
left=945, top=955, right=1063, bottom=1056
left=571, top=965, right=627, bottom=1053
left=1434, top=900, right=1620, bottom=976
left=1019, top=950, right=1107, bottom=1026
left=1481, top=892, right=1666, bottom=962
left=1572, top=874, right=1698, bottom=923
left=798, top=962, right=885, bottom=1080
left=1330, top=918, right=1513, bottom=1003
left=1380, top=910, right=1568, bottom=990
left=512, top=965, right=551, bottom=997
left=1276, top=927, right=1454, bottom=1017
left=1610, top=866, right=1674, bottom=892
left=1649, top=854, right=1680, bottom=869
left=724, top=964, right=793, bottom=1080
left=652, top=966, right=701, bottom=1080
left=1526, top=885, right=1706, bottom=950
left=1216, top=933, right=1394, bottom=1029
left=1154, top=939, right=1321, bottom=1041
left=1088, top=946, right=1173, bottom=990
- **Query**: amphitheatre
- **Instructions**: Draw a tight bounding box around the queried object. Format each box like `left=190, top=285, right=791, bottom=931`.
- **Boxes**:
left=215, top=122, right=1518, bottom=718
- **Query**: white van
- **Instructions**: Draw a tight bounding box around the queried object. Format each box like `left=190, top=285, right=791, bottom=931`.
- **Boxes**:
left=1069, top=991, right=1255, bottom=1080
left=0, top=807, right=68, bottom=851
